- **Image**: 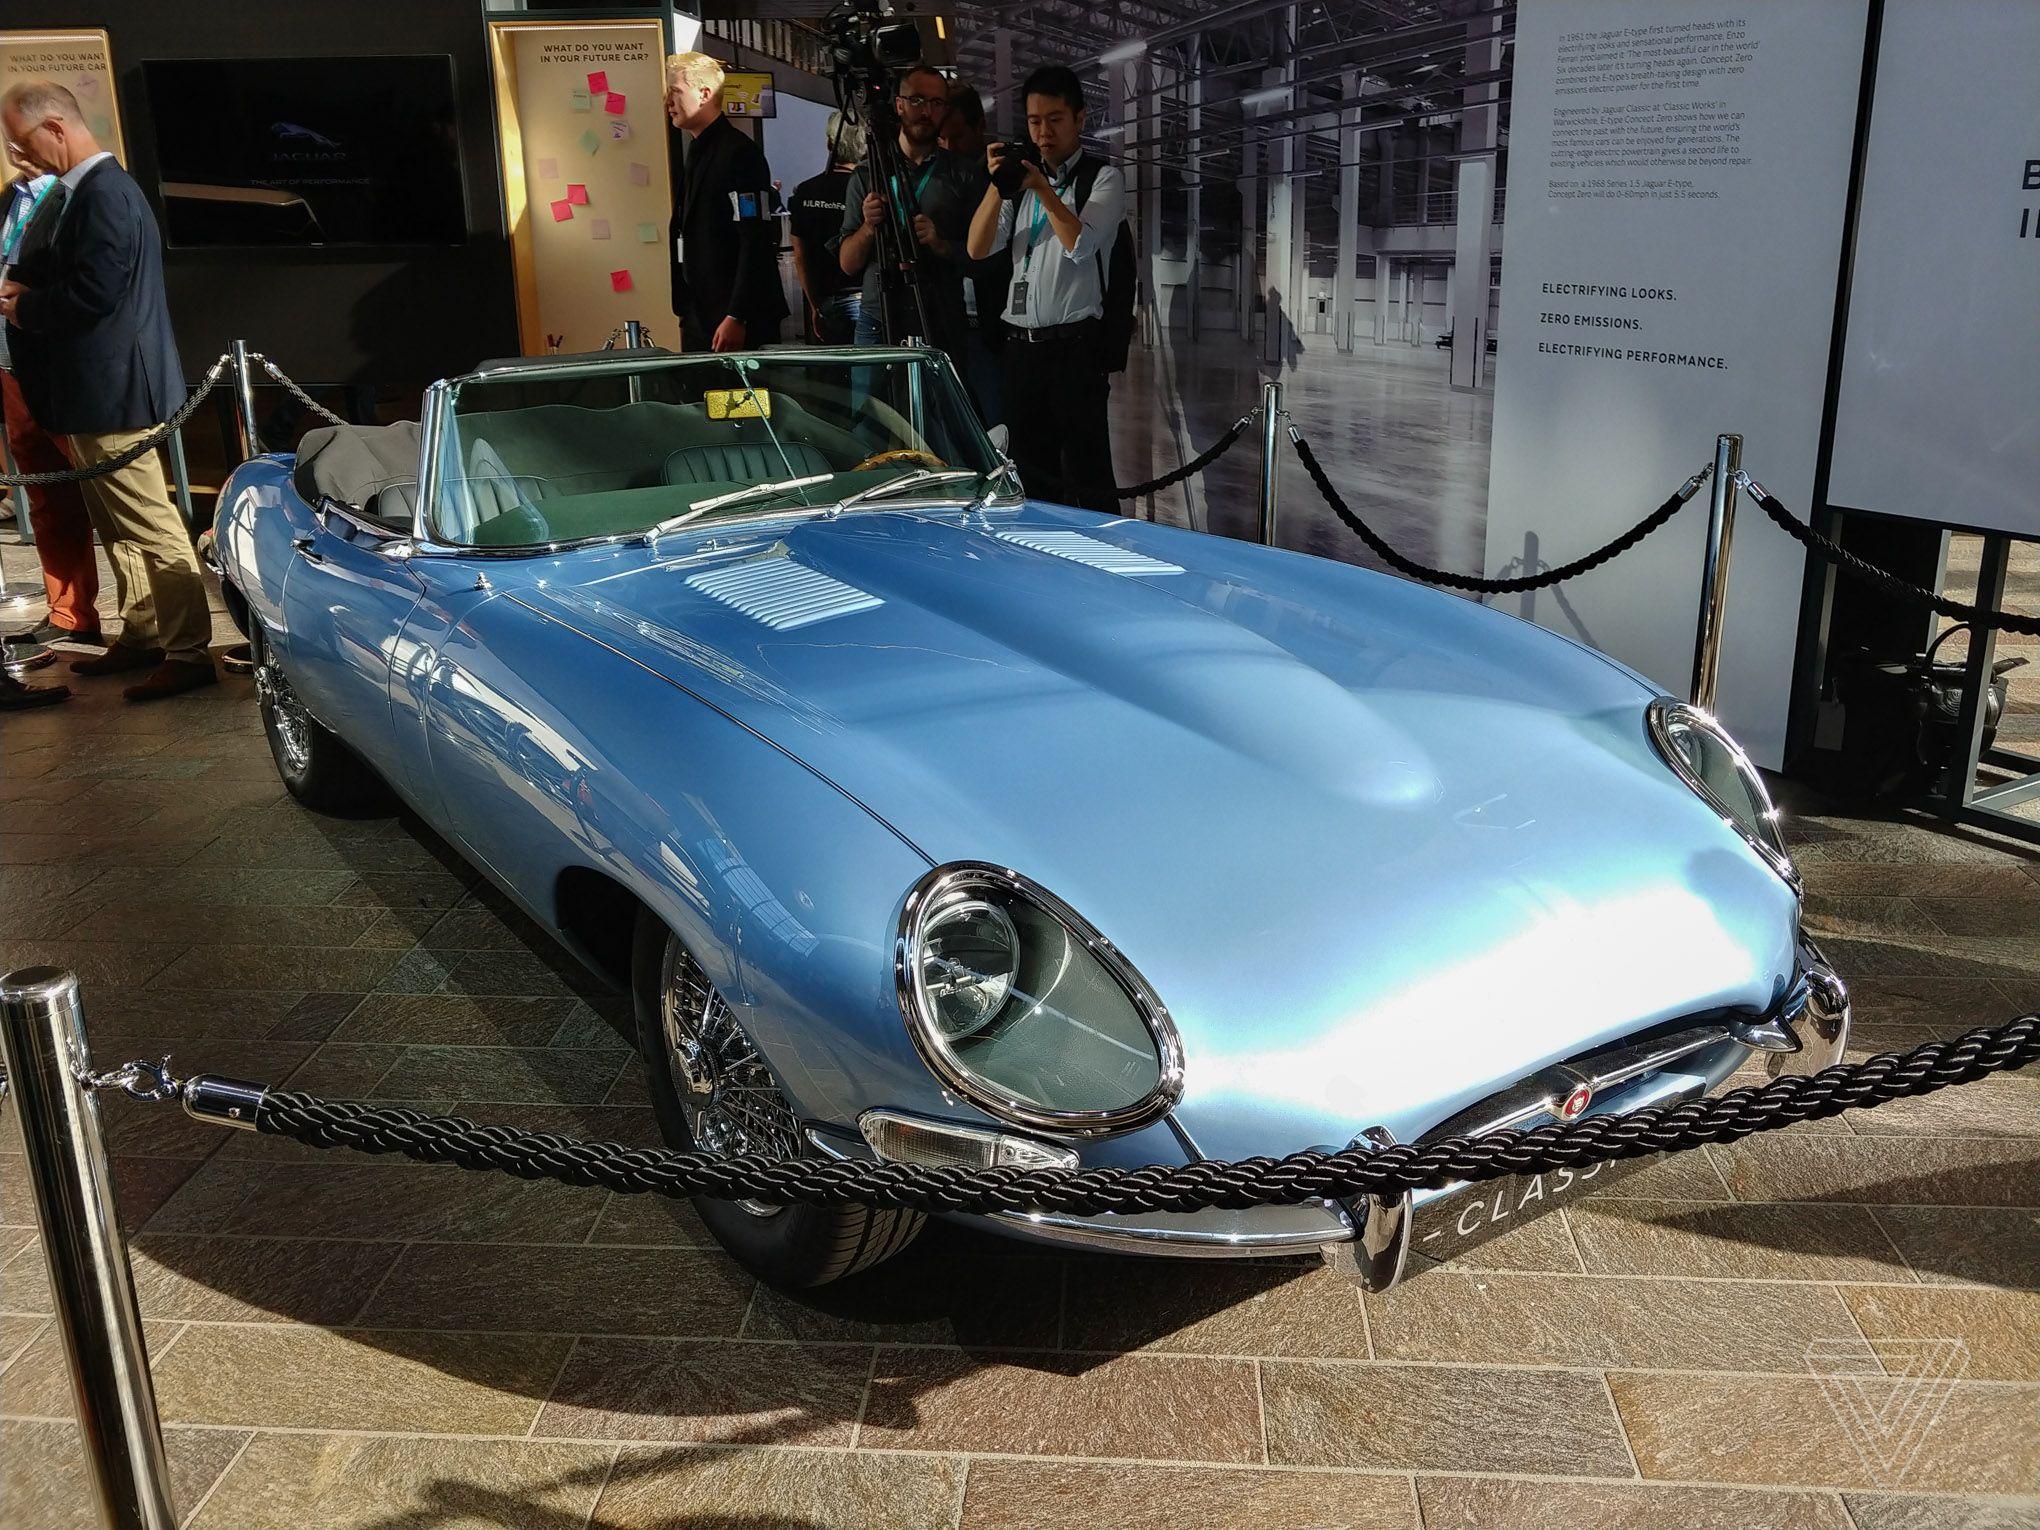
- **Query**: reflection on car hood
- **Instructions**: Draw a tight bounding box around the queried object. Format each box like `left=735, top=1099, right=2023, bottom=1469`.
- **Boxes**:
left=522, top=504, right=1800, bottom=1156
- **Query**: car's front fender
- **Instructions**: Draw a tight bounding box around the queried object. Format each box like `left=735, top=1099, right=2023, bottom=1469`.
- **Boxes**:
left=417, top=582, right=980, bottom=1134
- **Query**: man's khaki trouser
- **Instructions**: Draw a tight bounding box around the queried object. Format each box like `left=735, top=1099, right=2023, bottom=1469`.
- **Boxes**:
left=61, top=429, right=210, bottom=666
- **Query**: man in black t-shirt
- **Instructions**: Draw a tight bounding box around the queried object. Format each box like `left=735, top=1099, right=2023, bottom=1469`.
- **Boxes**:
left=789, top=111, right=863, bottom=344
left=832, top=65, right=986, bottom=373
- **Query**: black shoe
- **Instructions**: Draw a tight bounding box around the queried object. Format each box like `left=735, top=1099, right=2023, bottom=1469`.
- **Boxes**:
left=71, top=644, right=164, bottom=677
left=6, top=618, right=105, bottom=649
left=0, top=673, right=70, bottom=709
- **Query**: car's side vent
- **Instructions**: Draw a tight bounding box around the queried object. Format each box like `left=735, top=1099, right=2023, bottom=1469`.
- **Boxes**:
left=685, top=556, right=883, bottom=631
left=995, top=529, right=1183, bottom=577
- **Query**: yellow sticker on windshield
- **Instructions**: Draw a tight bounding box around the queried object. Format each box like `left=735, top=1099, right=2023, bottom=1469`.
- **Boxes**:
left=706, top=389, right=771, bottom=420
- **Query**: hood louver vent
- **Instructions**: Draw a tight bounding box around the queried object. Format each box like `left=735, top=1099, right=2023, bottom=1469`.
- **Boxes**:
left=686, top=557, right=883, bottom=631
left=996, top=529, right=1183, bottom=577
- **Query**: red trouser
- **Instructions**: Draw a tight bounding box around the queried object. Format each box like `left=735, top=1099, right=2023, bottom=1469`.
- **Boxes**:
left=2, top=365, right=100, bottom=633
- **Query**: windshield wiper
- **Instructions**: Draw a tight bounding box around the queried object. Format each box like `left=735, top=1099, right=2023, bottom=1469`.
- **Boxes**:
left=831, top=468, right=981, bottom=514
left=641, top=473, right=834, bottom=547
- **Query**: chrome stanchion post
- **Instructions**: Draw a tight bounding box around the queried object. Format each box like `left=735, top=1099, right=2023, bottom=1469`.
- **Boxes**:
left=229, top=339, right=259, bottom=464
left=0, top=968, right=178, bottom=1530
left=623, top=320, right=646, bottom=404
left=1689, top=431, right=1742, bottom=711
left=1258, top=380, right=1283, bottom=546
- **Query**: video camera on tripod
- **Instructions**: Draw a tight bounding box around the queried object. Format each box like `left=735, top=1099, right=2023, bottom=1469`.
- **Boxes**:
left=822, top=0, right=922, bottom=92
left=821, top=0, right=938, bottom=345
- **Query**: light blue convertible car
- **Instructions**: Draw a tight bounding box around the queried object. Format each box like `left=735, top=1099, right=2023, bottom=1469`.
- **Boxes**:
left=213, top=346, right=1848, bottom=1288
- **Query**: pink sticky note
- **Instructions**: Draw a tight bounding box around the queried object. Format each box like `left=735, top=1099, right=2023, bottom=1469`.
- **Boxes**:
left=627, top=162, right=651, bottom=188
left=549, top=199, right=573, bottom=222
left=587, top=70, right=608, bottom=94
left=604, top=92, right=626, bottom=115
left=610, top=269, right=633, bottom=293
left=536, top=157, right=559, bottom=181
left=565, top=183, right=588, bottom=206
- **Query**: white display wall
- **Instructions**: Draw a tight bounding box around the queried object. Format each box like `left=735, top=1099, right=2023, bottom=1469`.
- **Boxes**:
left=1483, top=0, right=1869, bottom=765
left=1827, top=0, right=2040, bottom=540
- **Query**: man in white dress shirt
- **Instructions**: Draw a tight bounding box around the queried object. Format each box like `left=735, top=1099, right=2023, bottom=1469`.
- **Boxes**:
left=966, top=65, right=1124, bottom=511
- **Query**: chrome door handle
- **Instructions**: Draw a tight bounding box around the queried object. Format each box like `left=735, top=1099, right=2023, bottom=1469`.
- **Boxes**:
left=291, top=533, right=325, bottom=563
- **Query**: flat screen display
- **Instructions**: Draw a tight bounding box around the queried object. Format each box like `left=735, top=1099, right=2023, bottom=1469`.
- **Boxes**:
left=722, top=70, right=776, bottom=118
left=142, top=55, right=467, bottom=247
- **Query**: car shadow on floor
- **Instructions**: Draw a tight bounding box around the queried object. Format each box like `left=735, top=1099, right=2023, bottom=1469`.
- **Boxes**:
left=100, top=781, right=2040, bottom=1478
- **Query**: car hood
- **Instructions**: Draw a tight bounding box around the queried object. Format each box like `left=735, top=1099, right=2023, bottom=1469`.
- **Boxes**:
left=519, top=505, right=1801, bottom=1156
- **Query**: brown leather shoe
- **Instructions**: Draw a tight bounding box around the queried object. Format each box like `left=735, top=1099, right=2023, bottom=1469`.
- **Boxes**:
left=124, top=659, right=220, bottom=702
left=71, top=644, right=164, bottom=677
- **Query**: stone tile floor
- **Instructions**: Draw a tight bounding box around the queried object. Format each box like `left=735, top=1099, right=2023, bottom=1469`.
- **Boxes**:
left=2, top=545, right=2038, bottom=1529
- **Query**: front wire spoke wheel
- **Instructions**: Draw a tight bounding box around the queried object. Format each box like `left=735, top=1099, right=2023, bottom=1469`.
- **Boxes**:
left=660, top=938, right=800, bottom=1217
left=631, top=908, right=925, bottom=1286
left=255, top=659, right=313, bottom=774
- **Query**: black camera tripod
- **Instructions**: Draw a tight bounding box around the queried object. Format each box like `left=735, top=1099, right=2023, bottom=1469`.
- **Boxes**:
left=823, top=1, right=940, bottom=346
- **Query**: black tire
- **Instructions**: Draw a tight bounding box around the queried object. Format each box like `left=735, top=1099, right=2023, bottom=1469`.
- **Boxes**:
left=248, top=618, right=386, bottom=813
left=631, top=907, right=923, bottom=1287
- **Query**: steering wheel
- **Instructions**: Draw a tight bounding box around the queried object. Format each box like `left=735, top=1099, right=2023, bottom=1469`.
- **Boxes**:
left=850, top=448, right=949, bottom=472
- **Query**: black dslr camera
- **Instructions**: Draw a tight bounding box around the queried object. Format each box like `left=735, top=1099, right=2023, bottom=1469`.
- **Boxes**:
left=991, top=139, right=1044, bottom=198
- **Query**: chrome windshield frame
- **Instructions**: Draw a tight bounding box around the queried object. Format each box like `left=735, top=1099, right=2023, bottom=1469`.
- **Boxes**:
left=408, top=344, right=995, bottom=555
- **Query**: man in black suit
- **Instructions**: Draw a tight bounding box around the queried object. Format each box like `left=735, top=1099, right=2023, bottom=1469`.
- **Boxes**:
left=665, top=53, right=788, bottom=353
left=0, top=80, right=213, bottom=701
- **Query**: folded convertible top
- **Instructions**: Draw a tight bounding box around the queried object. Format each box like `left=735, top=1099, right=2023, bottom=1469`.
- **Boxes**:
left=293, top=421, right=422, bottom=526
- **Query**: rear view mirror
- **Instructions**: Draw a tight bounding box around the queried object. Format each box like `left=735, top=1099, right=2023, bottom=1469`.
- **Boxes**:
left=707, top=389, right=772, bottom=421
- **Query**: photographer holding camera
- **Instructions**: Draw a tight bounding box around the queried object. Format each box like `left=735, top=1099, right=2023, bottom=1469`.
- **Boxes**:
left=967, top=65, right=1125, bottom=512
left=832, top=65, right=985, bottom=399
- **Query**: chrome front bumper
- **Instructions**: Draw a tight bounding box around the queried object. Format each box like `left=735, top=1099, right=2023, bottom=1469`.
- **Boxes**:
left=1334, top=939, right=1850, bottom=1289
left=978, top=943, right=1851, bottom=1284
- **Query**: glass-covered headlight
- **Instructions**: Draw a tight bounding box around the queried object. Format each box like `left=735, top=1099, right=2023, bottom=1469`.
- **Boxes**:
left=1647, top=699, right=1796, bottom=886
left=896, top=864, right=1184, bottom=1135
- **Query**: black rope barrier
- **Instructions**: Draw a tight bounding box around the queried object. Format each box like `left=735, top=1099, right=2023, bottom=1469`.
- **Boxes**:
left=1028, top=411, right=1256, bottom=507
left=1289, top=426, right=1710, bottom=595
left=0, top=354, right=233, bottom=488
left=254, top=355, right=347, bottom=429
left=1742, top=475, right=2040, bottom=639
left=232, top=1014, right=2040, bottom=1215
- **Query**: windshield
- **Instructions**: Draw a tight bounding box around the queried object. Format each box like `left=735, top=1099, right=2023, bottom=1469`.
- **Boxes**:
left=426, top=349, right=1005, bottom=550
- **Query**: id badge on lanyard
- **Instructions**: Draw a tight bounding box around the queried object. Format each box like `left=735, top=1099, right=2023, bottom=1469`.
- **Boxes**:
left=1011, top=194, right=1053, bottom=318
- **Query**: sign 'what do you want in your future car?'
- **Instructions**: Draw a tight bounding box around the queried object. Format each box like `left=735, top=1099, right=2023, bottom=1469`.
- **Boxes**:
left=1484, top=0, right=1868, bottom=767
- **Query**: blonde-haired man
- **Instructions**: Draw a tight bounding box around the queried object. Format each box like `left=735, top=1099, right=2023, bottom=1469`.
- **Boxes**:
left=665, top=52, right=786, bottom=351
left=664, top=51, right=725, bottom=117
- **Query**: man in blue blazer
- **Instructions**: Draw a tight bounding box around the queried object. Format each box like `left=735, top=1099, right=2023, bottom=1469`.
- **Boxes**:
left=0, top=80, right=214, bottom=700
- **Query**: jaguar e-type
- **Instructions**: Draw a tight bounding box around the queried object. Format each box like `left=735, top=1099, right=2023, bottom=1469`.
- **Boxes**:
left=211, top=346, right=1848, bottom=1287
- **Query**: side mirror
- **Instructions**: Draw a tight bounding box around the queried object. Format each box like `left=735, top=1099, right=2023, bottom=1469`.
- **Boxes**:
left=987, top=422, right=1010, bottom=454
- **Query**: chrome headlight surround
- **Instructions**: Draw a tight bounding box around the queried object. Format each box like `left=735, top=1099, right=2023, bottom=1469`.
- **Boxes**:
left=894, top=862, right=1186, bottom=1137
left=1647, top=698, right=1798, bottom=890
